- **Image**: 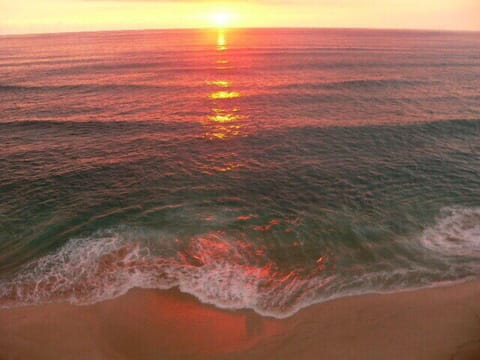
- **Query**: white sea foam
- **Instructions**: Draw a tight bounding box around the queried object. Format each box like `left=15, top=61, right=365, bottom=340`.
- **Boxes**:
left=420, top=207, right=480, bottom=257
left=0, top=231, right=167, bottom=307
left=0, top=229, right=334, bottom=317
left=1, top=206, right=478, bottom=318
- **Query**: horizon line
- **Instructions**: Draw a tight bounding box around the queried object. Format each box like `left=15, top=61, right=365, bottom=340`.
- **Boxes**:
left=2, top=25, right=480, bottom=37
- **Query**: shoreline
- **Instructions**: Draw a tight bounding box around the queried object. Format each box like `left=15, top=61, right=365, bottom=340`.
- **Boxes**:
left=1, top=281, right=479, bottom=359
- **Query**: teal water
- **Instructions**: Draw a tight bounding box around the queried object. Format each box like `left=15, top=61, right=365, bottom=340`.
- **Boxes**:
left=0, top=29, right=479, bottom=317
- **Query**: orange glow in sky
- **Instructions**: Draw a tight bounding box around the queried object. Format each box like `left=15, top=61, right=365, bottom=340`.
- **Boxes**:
left=0, top=0, right=479, bottom=35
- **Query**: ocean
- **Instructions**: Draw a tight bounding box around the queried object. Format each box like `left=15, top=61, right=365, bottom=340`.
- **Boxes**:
left=0, top=28, right=479, bottom=318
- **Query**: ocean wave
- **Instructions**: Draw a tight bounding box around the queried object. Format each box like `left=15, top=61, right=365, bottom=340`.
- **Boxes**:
left=0, top=84, right=187, bottom=93
left=420, top=207, right=480, bottom=257
left=274, top=78, right=428, bottom=91
left=0, top=229, right=335, bottom=317
left=0, top=206, right=478, bottom=317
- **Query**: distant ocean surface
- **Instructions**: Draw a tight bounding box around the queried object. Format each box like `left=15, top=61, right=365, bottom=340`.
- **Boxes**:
left=0, top=29, right=479, bottom=317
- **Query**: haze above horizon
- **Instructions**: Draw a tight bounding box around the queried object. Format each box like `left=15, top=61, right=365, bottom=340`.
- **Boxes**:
left=1, top=0, right=479, bottom=35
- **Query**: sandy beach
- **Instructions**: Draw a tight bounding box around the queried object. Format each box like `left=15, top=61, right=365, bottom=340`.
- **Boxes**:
left=1, top=281, right=479, bottom=360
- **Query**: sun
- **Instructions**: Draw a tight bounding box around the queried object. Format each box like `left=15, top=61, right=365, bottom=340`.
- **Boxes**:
left=211, top=11, right=232, bottom=28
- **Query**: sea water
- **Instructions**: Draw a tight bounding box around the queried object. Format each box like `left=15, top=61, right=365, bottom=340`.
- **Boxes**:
left=0, top=29, right=479, bottom=317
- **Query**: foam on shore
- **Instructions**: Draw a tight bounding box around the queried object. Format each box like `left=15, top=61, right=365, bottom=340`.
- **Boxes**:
left=1, top=206, right=479, bottom=318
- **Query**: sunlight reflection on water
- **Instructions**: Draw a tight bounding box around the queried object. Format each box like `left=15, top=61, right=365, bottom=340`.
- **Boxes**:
left=205, top=30, right=247, bottom=142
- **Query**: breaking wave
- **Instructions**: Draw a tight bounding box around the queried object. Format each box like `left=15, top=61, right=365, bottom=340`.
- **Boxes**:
left=0, top=207, right=478, bottom=317
left=420, top=207, right=480, bottom=257
left=0, top=229, right=335, bottom=317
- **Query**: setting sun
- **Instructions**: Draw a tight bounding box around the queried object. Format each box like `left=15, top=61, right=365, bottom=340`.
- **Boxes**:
left=210, top=12, right=233, bottom=28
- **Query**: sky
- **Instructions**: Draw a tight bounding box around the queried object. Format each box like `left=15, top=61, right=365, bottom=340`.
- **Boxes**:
left=1, top=0, right=479, bottom=35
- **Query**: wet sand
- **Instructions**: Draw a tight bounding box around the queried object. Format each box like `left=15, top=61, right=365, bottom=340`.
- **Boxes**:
left=1, top=281, right=479, bottom=360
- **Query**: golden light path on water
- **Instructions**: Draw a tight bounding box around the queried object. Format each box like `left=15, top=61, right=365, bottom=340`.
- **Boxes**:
left=205, top=29, right=246, bottom=142
left=209, top=91, right=240, bottom=100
